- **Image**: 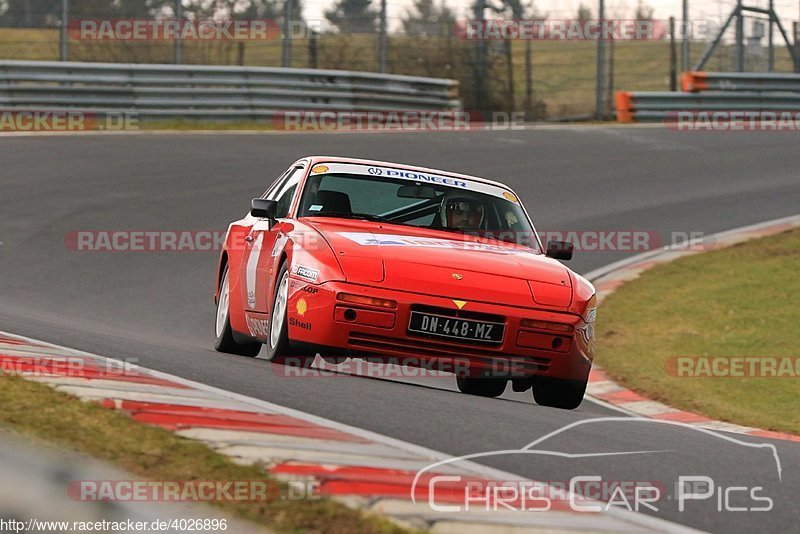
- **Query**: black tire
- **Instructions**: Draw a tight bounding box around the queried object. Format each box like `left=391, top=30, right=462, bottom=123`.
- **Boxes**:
left=264, top=262, right=313, bottom=367
left=456, top=376, right=507, bottom=398
left=214, top=266, right=262, bottom=357
left=532, top=376, right=588, bottom=410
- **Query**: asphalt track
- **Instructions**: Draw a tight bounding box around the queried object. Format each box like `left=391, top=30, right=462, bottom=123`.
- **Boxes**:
left=1, top=127, right=799, bottom=533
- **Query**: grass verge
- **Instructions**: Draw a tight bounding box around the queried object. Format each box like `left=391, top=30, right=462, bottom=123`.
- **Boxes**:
left=597, top=228, right=800, bottom=436
left=0, top=374, right=411, bottom=534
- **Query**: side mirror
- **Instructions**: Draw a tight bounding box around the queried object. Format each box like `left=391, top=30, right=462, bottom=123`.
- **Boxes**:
left=545, top=240, right=574, bottom=261
left=251, top=198, right=278, bottom=219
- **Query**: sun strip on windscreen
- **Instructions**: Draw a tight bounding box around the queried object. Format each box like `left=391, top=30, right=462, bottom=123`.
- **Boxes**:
left=310, top=163, right=519, bottom=203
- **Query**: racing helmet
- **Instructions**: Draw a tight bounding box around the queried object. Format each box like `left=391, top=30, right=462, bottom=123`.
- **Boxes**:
left=440, top=191, right=486, bottom=230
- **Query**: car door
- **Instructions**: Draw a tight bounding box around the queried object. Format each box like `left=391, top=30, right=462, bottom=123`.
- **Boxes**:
left=241, top=165, right=304, bottom=314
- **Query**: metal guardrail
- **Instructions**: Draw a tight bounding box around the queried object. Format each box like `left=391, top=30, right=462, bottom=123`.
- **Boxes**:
left=682, top=71, right=800, bottom=93
left=0, top=60, right=461, bottom=121
left=617, top=71, right=800, bottom=122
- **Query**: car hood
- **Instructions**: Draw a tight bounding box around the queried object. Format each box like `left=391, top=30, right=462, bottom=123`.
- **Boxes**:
left=305, top=219, right=573, bottom=308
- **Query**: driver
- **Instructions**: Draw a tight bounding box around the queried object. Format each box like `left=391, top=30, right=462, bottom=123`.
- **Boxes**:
left=440, top=192, right=486, bottom=231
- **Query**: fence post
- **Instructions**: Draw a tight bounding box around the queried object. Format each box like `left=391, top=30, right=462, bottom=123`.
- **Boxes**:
left=282, top=0, right=293, bottom=68
left=734, top=0, right=744, bottom=71
left=524, top=39, right=533, bottom=120
left=795, top=22, right=800, bottom=73
left=59, top=0, right=69, bottom=61
left=473, top=0, right=488, bottom=110
left=595, top=0, right=606, bottom=119
left=173, top=0, right=182, bottom=65
left=379, top=0, right=388, bottom=73
left=309, top=30, right=319, bottom=69
left=670, top=17, right=678, bottom=91
left=681, top=0, right=689, bottom=72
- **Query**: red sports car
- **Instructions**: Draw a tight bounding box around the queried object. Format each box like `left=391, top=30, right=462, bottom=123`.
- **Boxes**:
left=214, top=156, right=596, bottom=409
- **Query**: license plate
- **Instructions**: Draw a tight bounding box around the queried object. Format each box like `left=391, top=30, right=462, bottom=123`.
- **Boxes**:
left=408, top=311, right=505, bottom=344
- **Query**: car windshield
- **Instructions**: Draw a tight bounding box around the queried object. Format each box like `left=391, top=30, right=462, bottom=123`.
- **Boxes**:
left=297, top=166, right=540, bottom=251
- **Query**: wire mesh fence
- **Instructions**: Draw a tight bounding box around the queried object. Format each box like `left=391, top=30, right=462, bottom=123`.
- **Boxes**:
left=1, top=1, right=798, bottom=119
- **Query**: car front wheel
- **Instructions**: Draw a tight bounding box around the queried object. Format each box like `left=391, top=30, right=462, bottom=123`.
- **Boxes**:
left=264, top=262, right=313, bottom=367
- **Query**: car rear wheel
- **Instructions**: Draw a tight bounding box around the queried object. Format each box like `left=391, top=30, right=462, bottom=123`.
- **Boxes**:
left=456, top=376, right=507, bottom=398
left=214, top=266, right=261, bottom=357
left=532, top=376, right=587, bottom=410
left=265, top=262, right=313, bottom=367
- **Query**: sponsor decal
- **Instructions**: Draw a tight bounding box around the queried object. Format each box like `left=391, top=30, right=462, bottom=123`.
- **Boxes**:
left=290, top=281, right=319, bottom=294
left=245, top=315, right=270, bottom=337
left=292, top=265, right=319, bottom=282
left=308, top=162, right=511, bottom=199
left=453, top=300, right=468, bottom=310
left=503, top=191, right=519, bottom=203
left=296, top=298, right=308, bottom=316
left=338, top=232, right=524, bottom=255
left=245, top=234, right=264, bottom=308
left=289, top=317, right=312, bottom=331
left=385, top=169, right=467, bottom=188
left=452, top=273, right=464, bottom=280
left=311, top=165, right=329, bottom=174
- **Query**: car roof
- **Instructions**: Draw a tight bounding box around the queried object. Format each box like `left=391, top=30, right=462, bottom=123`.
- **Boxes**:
left=298, top=155, right=514, bottom=193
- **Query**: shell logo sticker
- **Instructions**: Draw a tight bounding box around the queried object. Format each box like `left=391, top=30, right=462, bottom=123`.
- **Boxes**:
left=503, top=192, right=519, bottom=203
left=296, top=298, right=308, bottom=316
left=311, top=165, right=329, bottom=174
left=452, top=273, right=463, bottom=280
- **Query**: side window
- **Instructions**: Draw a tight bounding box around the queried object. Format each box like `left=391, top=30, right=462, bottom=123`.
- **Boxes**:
left=264, top=168, right=292, bottom=199
left=273, top=167, right=304, bottom=217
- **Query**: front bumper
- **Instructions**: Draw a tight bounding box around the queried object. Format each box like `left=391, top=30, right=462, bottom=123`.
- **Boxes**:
left=286, top=278, right=594, bottom=382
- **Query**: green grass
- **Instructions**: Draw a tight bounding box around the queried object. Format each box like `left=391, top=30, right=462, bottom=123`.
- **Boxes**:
left=0, top=375, right=412, bottom=534
left=597, top=228, right=800, bottom=435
